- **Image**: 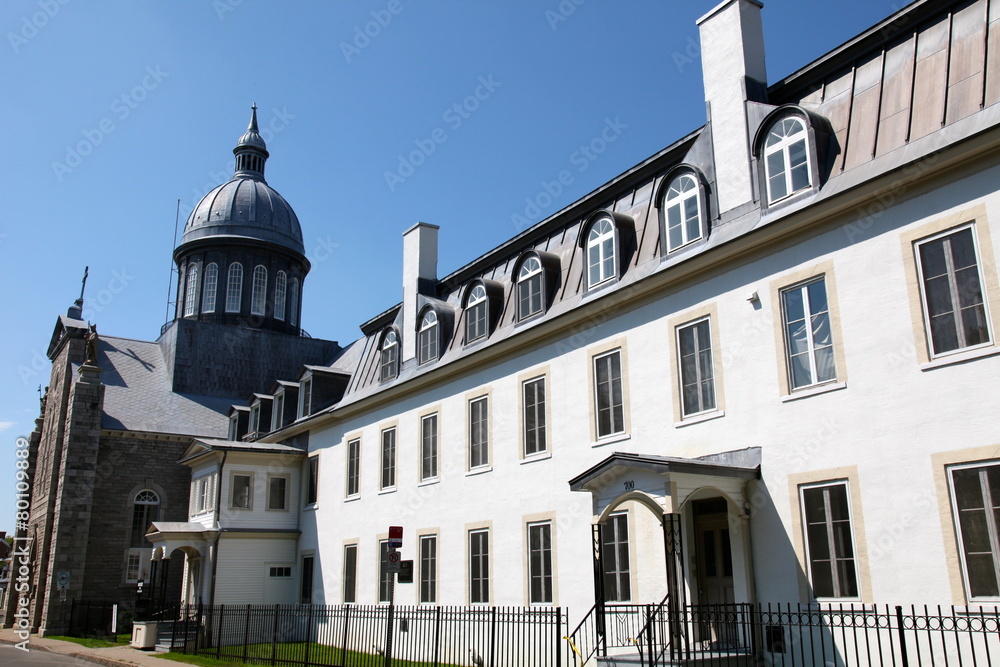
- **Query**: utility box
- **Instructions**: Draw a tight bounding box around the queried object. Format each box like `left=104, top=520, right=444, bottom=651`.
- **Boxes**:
left=131, top=621, right=158, bottom=650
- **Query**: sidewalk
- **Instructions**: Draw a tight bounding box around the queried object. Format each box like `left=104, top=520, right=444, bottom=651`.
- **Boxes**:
left=0, top=627, right=174, bottom=667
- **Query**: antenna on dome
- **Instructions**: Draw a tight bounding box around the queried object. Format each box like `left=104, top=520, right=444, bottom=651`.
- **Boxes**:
left=164, top=198, right=181, bottom=325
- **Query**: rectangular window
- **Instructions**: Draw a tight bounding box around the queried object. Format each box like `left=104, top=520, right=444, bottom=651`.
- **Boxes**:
left=231, top=475, right=253, bottom=510
left=379, top=540, right=392, bottom=603
left=267, top=475, right=287, bottom=510
left=381, top=428, right=396, bottom=489
left=594, top=350, right=625, bottom=438
left=800, top=482, right=859, bottom=599
left=601, top=512, right=631, bottom=602
left=346, top=438, right=361, bottom=497
left=916, top=226, right=991, bottom=357
left=195, top=476, right=213, bottom=514
left=300, top=555, right=314, bottom=604
left=421, top=414, right=438, bottom=481
left=469, top=529, right=490, bottom=604
left=125, top=548, right=152, bottom=583
left=528, top=522, right=553, bottom=604
left=419, top=535, right=437, bottom=604
left=949, top=463, right=1000, bottom=599
left=469, top=397, right=489, bottom=469
left=782, top=277, right=836, bottom=390
left=228, top=415, right=238, bottom=440
left=298, top=378, right=312, bottom=418
left=272, top=393, right=285, bottom=430
left=343, top=544, right=358, bottom=603
left=523, top=377, right=547, bottom=456
left=306, top=457, right=319, bottom=505
left=249, top=405, right=260, bottom=434
left=269, top=566, right=292, bottom=578
left=677, top=317, right=716, bottom=417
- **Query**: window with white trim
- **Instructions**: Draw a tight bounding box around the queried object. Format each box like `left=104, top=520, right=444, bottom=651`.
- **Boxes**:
left=466, top=284, right=488, bottom=342
left=517, top=257, right=543, bottom=321
left=800, top=481, right=859, bottom=599
left=677, top=317, right=716, bottom=417
left=420, top=535, right=437, bottom=603
left=346, top=438, right=360, bottom=497
left=523, top=377, right=546, bottom=456
left=586, top=218, right=616, bottom=288
left=380, top=331, right=398, bottom=382
left=269, top=566, right=292, bottom=578
left=528, top=521, right=553, bottom=604
left=664, top=173, right=703, bottom=251
left=231, top=473, right=252, bottom=509
left=469, top=529, right=490, bottom=604
left=469, top=396, right=489, bottom=469
left=274, top=270, right=287, bottom=321
left=421, top=414, right=438, bottom=481
left=418, top=310, right=439, bottom=364
left=226, top=263, right=243, bottom=313
left=949, top=462, right=1000, bottom=599
left=298, top=377, right=312, bottom=418
left=781, top=277, right=836, bottom=391
left=764, top=116, right=811, bottom=204
left=202, top=262, right=218, bottom=313
left=251, top=265, right=267, bottom=316
left=916, top=226, right=991, bottom=357
left=184, top=264, right=199, bottom=316
left=249, top=404, right=260, bottom=434
left=601, top=512, right=631, bottom=601
left=272, top=392, right=285, bottom=430
left=267, top=475, right=287, bottom=511
left=306, top=457, right=318, bottom=506
left=594, top=350, right=625, bottom=438
left=380, top=427, right=396, bottom=489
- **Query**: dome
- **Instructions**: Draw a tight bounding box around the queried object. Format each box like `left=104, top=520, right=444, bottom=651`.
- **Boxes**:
left=179, top=177, right=305, bottom=256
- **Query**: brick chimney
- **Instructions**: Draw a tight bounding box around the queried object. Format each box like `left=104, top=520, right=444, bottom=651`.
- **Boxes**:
left=697, top=0, right=767, bottom=214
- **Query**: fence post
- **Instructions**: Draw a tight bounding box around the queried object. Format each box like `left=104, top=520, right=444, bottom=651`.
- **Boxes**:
left=489, top=606, right=497, bottom=667
left=555, top=608, right=562, bottom=667
left=271, top=604, right=281, bottom=666
left=894, top=605, right=909, bottom=667
left=647, top=605, right=654, bottom=667
left=216, top=605, right=225, bottom=658
left=303, top=604, right=314, bottom=666
left=242, top=606, right=252, bottom=663
left=339, top=605, right=351, bottom=667
left=433, top=606, right=442, bottom=667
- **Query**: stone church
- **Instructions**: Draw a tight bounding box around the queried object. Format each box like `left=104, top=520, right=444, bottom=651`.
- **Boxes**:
left=3, top=108, right=339, bottom=634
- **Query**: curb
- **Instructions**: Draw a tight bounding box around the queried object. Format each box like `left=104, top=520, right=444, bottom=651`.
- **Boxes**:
left=0, top=636, right=146, bottom=667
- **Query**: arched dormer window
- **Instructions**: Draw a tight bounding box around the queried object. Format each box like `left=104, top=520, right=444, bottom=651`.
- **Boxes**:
left=517, top=256, right=544, bottom=320
left=289, top=278, right=300, bottom=327
left=184, top=264, right=199, bottom=316
left=379, top=330, right=399, bottom=382
left=202, top=262, right=218, bottom=313
left=226, top=263, right=243, bottom=313
left=466, top=284, right=488, bottom=342
left=661, top=171, right=707, bottom=252
left=251, top=265, right=267, bottom=316
left=274, top=271, right=287, bottom=322
left=753, top=109, right=823, bottom=206
left=579, top=211, right=634, bottom=291
left=418, top=309, right=439, bottom=365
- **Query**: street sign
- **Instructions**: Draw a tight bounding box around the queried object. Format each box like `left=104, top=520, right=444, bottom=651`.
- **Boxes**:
left=397, top=560, right=413, bottom=584
left=387, top=550, right=401, bottom=572
left=388, top=525, right=403, bottom=548
left=57, top=572, right=70, bottom=590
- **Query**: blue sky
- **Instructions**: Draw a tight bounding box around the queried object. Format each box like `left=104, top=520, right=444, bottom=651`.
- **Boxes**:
left=0, top=0, right=899, bottom=536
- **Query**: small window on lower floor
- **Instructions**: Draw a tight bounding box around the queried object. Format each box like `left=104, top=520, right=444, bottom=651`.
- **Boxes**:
left=269, top=566, right=292, bottom=578
left=800, top=481, right=859, bottom=599
left=300, top=556, right=315, bottom=604
left=949, top=462, right=1000, bottom=599
left=343, top=544, right=358, bottom=604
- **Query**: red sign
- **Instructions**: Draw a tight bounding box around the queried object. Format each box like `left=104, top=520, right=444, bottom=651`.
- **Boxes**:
left=389, top=526, right=403, bottom=540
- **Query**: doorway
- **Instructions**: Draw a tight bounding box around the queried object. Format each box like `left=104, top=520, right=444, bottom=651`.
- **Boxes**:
left=692, top=497, right=738, bottom=648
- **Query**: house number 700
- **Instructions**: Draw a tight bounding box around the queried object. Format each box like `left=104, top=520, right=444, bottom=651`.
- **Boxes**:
left=623, top=480, right=635, bottom=491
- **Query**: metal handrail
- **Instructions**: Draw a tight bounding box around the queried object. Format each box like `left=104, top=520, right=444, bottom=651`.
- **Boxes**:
left=634, top=593, right=672, bottom=666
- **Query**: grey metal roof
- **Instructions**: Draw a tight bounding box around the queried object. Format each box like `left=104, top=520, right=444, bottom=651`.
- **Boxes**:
left=568, top=450, right=761, bottom=493
left=179, top=437, right=306, bottom=463
left=98, top=336, right=233, bottom=437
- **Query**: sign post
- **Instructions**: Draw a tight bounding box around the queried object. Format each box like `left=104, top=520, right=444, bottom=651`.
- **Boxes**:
left=383, top=526, right=403, bottom=667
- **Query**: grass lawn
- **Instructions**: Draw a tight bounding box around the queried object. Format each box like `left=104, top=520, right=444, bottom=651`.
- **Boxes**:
left=46, top=634, right=133, bottom=648
left=154, top=641, right=462, bottom=667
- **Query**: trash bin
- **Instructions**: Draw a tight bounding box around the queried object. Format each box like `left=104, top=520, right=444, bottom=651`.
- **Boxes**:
left=131, top=621, right=158, bottom=650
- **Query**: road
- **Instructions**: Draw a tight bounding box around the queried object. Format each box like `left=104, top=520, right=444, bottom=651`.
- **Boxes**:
left=0, top=645, right=102, bottom=667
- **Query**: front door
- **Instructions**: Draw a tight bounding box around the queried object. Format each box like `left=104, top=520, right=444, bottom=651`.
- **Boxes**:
left=692, top=498, right=736, bottom=647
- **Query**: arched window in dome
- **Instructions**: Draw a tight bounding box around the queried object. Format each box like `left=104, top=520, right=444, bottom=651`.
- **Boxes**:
left=380, top=330, right=398, bottom=382
left=251, top=265, right=267, bottom=316
left=202, top=263, right=218, bottom=313
left=226, top=263, right=243, bottom=313
left=418, top=310, right=439, bottom=365
left=274, top=271, right=287, bottom=322
left=184, top=265, right=199, bottom=317
left=289, top=278, right=300, bottom=327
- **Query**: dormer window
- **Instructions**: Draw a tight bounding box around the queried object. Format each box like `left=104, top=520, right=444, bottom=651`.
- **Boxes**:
left=466, top=284, right=488, bottom=342
left=517, top=257, right=544, bottom=320
left=249, top=403, right=260, bottom=434
left=298, top=377, right=312, bottom=418
left=380, top=330, right=399, bottom=382
left=663, top=172, right=704, bottom=252
left=764, top=116, right=811, bottom=204
left=587, top=218, right=617, bottom=288
left=418, top=310, right=439, bottom=365
left=272, top=391, right=285, bottom=430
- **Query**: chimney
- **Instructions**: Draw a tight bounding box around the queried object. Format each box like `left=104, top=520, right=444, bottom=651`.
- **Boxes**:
left=401, top=222, right=439, bottom=362
left=697, top=0, right=766, bottom=214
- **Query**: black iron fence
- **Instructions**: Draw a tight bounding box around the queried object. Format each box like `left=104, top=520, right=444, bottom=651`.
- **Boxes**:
left=67, top=599, right=120, bottom=640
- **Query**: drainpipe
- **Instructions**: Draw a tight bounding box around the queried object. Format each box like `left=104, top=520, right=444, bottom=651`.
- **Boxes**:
left=208, top=451, right=227, bottom=609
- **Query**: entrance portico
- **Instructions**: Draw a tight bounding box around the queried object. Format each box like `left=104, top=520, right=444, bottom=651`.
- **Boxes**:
left=568, top=447, right=761, bottom=652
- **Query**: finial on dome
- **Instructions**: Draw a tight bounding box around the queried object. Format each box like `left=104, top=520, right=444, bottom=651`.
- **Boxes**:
left=234, top=104, right=268, bottom=180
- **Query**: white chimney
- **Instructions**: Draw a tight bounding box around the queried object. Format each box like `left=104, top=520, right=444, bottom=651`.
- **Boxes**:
left=402, top=222, right=439, bottom=362
left=698, top=0, right=766, bottom=214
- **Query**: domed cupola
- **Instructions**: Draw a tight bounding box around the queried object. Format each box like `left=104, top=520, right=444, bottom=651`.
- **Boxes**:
left=172, top=106, right=310, bottom=335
